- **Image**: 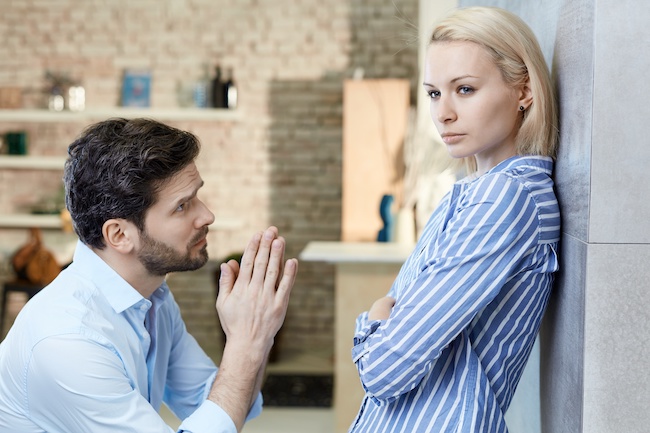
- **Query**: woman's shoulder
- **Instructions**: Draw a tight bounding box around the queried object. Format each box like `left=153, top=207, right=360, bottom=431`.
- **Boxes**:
left=493, top=155, right=554, bottom=182
left=462, top=156, right=557, bottom=210
left=473, top=156, right=554, bottom=190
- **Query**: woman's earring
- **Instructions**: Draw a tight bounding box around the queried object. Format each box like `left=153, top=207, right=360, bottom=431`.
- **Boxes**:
left=519, top=106, right=525, bottom=111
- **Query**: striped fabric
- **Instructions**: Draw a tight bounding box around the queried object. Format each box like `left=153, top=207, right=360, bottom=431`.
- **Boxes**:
left=350, top=156, right=560, bottom=433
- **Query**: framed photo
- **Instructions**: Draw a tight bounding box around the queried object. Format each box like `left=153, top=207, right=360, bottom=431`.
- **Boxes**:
left=121, top=69, right=151, bottom=107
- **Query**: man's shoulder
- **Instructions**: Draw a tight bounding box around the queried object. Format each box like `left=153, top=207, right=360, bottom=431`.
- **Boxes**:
left=10, top=274, right=114, bottom=345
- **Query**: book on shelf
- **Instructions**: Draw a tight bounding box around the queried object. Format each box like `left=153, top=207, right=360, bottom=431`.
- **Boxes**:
left=121, top=69, right=151, bottom=108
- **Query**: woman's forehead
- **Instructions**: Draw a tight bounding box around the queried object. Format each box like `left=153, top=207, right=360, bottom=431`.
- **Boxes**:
left=424, top=41, right=498, bottom=84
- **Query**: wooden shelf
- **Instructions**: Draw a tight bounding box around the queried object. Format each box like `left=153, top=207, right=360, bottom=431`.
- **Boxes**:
left=0, top=108, right=244, bottom=232
left=0, top=108, right=241, bottom=122
left=0, top=214, right=63, bottom=229
left=0, top=213, right=243, bottom=230
left=0, top=155, right=66, bottom=170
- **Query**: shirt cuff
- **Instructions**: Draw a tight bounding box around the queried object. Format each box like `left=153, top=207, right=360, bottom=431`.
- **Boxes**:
left=353, top=315, right=381, bottom=346
left=354, top=311, right=369, bottom=335
left=196, top=370, right=262, bottom=425
left=352, top=317, right=382, bottom=363
left=177, top=400, right=237, bottom=433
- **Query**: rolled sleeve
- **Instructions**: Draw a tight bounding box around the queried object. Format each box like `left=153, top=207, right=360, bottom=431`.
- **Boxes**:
left=176, top=393, right=262, bottom=432
left=185, top=370, right=261, bottom=430
left=177, top=400, right=236, bottom=433
left=352, top=316, right=382, bottom=362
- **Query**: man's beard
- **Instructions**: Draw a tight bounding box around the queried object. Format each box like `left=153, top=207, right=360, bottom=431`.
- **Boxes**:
left=137, top=228, right=209, bottom=276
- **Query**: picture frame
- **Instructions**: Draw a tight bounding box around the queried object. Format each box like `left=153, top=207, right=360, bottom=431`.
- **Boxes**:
left=121, top=69, right=151, bottom=107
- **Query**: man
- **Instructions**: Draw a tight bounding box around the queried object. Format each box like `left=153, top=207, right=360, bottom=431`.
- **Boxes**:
left=0, top=118, right=298, bottom=433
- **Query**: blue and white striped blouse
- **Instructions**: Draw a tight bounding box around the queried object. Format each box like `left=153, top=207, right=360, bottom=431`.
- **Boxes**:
left=350, top=156, right=560, bottom=433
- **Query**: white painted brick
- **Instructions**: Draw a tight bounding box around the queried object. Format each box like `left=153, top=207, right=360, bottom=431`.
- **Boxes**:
left=0, top=0, right=418, bottom=354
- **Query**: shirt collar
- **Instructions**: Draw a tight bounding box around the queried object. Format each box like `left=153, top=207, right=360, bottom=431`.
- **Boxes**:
left=461, top=155, right=554, bottom=184
left=71, top=241, right=170, bottom=314
left=490, top=155, right=553, bottom=175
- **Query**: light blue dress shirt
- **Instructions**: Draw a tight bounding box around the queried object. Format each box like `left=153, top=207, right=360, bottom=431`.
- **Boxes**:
left=350, top=156, right=560, bottom=432
left=0, top=241, right=261, bottom=433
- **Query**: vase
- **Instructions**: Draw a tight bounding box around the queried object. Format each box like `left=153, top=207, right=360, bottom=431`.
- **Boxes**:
left=377, top=194, right=394, bottom=242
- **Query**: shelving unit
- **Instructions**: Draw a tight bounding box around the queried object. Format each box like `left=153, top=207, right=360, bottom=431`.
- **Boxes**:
left=0, top=107, right=243, bottom=230
left=0, top=214, right=64, bottom=229
left=0, top=107, right=241, bottom=122
left=0, top=213, right=242, bottom=231
left=0, top=155, right=66, bottom=170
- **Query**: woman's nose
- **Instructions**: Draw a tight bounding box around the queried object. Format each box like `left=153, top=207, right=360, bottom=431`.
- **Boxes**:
left=434, top=97, right=457, bottom=124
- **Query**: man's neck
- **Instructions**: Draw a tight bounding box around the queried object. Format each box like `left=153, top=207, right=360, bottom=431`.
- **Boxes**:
left=91, top=246, right=164, bottom=299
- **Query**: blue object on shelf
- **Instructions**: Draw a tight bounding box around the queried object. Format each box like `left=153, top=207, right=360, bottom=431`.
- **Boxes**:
left=121, top=69, right=151, bottom=108
left=377, top=194, right=394, bottom=242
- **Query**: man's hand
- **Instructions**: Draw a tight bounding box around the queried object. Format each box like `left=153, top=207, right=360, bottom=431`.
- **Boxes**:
left=368, top=296, right=396, bottom=321
left=209, top=227, right=298, bottom=431
left=216, top=226, right=297, bottom=353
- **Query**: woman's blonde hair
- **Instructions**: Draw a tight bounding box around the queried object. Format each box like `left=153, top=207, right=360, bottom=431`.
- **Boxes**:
left=430, top=7, right=558, bottom=172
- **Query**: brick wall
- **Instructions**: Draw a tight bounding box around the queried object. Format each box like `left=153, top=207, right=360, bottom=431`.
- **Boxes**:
left=0, top=0, right=418, bottom=355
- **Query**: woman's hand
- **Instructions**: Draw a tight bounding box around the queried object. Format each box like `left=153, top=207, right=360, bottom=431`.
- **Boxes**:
left=368, top=296, right=396, bottom=321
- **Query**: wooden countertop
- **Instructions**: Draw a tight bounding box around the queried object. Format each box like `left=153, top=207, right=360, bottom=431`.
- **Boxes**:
left=299, top=241, right=414, bottom=264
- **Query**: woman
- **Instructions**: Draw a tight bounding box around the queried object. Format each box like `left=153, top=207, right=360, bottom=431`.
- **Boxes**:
left=350, top=7, right=559, bottom=433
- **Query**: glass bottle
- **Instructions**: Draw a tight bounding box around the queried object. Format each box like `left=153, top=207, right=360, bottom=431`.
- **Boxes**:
left=223, top=67, right=237, bottom=109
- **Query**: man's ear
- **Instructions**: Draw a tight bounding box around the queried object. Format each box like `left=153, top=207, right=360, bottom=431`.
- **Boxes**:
left=102, top=218, right=137, bottom=254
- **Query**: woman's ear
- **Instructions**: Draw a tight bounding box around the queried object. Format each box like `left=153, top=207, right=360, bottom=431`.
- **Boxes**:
left=518, top=79, right=534, bottom=111
left=102, top=218, right=137, bottom=254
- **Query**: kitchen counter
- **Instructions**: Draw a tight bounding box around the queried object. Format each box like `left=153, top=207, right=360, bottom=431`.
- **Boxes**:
left=299, top=241, right=413, bottom=264
left=300, top=241, right=413, bottom=433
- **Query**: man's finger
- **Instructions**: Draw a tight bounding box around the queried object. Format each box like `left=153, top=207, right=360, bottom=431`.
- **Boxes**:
left=251, top=227, right=277, bottom=286
left=237, top=231, right=263, bottom=286
left=275, top=258, right=298, bottom=305
left=264, top=237, right=285, bottom=293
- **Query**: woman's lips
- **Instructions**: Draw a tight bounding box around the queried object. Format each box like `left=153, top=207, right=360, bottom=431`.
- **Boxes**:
left=441, top=133, right=465, bottom=144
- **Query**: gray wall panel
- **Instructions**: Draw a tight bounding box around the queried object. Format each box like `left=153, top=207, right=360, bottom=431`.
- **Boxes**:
left=590, top=1, right=650, bottom=243
left=540, top=234, right=585, bottom=433
left=583, top=243, right=650, bottom=432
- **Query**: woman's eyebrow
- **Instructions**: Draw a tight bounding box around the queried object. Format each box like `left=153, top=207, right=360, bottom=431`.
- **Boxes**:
left=423, top=74, right=479, bottom=87
left=450, top=74, right=479, bottom=83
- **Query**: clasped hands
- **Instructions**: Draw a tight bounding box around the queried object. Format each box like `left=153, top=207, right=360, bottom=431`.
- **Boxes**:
left=216, top=226, right=298, bottom=355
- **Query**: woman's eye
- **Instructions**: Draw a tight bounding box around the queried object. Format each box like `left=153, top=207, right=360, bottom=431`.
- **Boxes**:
left=458, top=86, right=474, bottom=95
left=427, top=89, right=441, bottom=99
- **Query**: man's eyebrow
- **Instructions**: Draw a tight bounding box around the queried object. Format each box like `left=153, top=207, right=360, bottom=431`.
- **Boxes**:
left=175, top=180, right=204, bottom=204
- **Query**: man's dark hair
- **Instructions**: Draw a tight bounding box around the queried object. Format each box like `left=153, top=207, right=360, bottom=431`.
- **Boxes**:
left=64, top=117, right=201, bottom=249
